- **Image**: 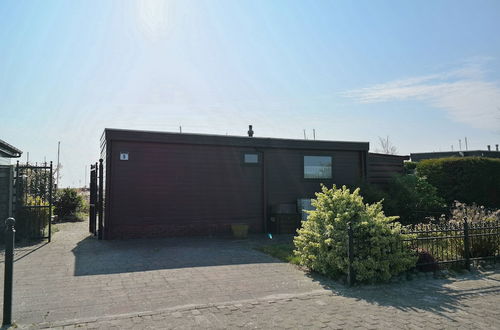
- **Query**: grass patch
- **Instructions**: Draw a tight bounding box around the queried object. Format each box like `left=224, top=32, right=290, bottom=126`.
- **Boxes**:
left=255, top=243, right=300, bottom=264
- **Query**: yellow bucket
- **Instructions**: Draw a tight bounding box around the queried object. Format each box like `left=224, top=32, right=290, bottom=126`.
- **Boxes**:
left=231, top=224, right=249, bottom=239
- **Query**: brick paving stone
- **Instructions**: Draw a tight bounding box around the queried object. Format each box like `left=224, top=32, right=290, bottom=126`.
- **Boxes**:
left=1, top=219, right=499, bottom=329
left=0, top=220, right=322, bottom=326
left=49, top=268, right=498, bottom=329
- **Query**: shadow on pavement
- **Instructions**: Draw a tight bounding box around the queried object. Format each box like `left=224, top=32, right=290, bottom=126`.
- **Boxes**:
left=0, top=241, right=49, bottom=264
left=71, top=234, right=281, bottom=276
left=306, top=269, right=500, bottom=318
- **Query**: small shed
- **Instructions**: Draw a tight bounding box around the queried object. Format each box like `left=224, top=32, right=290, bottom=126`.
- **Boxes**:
left=0, top=139, right=22, bottom=225
left=98, top=128, right=372, bottom=239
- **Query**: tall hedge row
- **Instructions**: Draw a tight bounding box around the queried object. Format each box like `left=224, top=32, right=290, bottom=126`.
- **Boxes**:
left=416, top=157, right=500, bottom=208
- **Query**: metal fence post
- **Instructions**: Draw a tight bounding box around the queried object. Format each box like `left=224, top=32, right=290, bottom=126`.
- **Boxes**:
left=89, top=163, right=97, bottom=235
left=463, top=217, right=471, bottom=271
left=48, top=161, right=53, bottom=242
left=347, top=222, right=354, bottom=286
left=3, top=217, right=16, bottom=326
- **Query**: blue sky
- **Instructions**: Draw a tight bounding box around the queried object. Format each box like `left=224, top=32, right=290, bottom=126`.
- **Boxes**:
left=1, top=0, right=500, bottom=187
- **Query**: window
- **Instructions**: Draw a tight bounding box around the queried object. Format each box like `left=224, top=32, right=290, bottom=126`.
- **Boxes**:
left=304, top=156, right=332, bottom=179
left=244, top=153, right=259, bottom=164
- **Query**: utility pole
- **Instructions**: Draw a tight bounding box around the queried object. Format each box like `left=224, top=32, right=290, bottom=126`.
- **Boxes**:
left=303, top=129, right=307, bottom=140
left=26, top=152, right=29, bottom=164
left=313, top=129, right=316, bottom=140
left=84, top=165, right=87, bottom=188
left=459, top=139, right=462, bottom=151
left=465, top=137, right=468, bottom=151
left=56, top=141, right=60, bottom=188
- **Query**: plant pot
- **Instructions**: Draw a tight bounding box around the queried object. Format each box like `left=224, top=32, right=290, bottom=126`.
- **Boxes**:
left=231, top=223, right=249, bottom=239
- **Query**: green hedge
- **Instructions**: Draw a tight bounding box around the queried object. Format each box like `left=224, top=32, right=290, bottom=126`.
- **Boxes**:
left=416, top=157, right=500, bottom=208
left=358, top=175, right=445, bottom=225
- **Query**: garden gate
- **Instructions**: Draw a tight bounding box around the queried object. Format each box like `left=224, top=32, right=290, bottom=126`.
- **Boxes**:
left=89, top=159, right=103, bottom=239
left=13, top=161, right=53, bottom=241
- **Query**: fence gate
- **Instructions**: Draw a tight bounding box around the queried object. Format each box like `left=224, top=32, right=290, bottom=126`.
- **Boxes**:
left=14, top=161, right=53, bottom=241
left=89, top=159, right=103, bottom=239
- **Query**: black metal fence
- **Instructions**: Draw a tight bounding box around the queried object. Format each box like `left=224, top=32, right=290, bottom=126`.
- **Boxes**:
left=346, top=217, right=500, bottom=285
left=403, top=218, right=500, bottom=269
left=14, top=161, right=53, bottom=241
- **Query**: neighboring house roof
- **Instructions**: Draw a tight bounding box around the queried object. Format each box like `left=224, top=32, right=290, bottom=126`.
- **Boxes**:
left=368, top=152, right=410, bottom=160
left=0, top=138, right=22, bottom=158
left=410, top=150, right=500, bottom=162
left=103, top=128, right=370, bottom=151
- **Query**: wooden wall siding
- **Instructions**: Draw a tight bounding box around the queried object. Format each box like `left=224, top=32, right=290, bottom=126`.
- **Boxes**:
left=102, top=129, right=369, bottom=239
left=265, top=149, right=362, bottom=207
left=367, top=153, right=406, bottom=185
left=107, top=141, right=263, bottom=239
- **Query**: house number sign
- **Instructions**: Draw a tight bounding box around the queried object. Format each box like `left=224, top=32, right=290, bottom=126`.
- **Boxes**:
left=120, top=152, right=129, bottom=161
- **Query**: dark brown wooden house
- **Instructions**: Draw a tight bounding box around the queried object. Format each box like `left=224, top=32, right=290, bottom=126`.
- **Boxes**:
left=98, top=128, right=378, bottom=239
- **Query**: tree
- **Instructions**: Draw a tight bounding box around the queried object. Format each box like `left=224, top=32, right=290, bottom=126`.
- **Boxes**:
left=377, top=136, right=398, bottom=155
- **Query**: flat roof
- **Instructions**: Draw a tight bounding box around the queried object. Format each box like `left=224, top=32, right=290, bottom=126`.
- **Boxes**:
left=411, top=150, right=500, bottom=155
left=103, top=128, right=369, bottom=151
left=368, top=152, right=410, bottom=160
left=0, top=138, right=22, bottom=158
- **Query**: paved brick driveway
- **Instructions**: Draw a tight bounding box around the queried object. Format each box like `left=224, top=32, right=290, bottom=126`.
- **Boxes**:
left=1, top=220, right=499, bottom=329
left=0, top=220, right=323, bottom=327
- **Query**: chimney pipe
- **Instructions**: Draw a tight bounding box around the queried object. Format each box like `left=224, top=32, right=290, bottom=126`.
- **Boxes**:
left=487, top=145, right=491, bottom=151
left=247, top=125, right=254, bottom=137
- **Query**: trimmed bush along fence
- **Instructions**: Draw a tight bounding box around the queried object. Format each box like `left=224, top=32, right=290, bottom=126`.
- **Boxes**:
left=346, top=217, right=500, bottom=285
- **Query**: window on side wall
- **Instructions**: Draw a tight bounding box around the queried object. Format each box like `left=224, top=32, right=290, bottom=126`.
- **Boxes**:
left=243, top=153, right=259, bottom=164
left=304, top=156, right=332, bottom=179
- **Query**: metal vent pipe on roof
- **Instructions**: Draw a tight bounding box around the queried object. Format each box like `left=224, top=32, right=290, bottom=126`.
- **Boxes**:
left=248, top=125, right=254, bottom=137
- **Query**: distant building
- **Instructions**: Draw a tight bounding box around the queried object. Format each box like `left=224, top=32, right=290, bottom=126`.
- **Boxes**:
left=410, top=148, right=500, bottom=162
left=0, top=139, right=22, bottom=222
left=0, top=139, right=22, bottom=165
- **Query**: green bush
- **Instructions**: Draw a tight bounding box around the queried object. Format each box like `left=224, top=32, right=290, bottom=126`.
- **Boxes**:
left=417, top=157, right=500, bottom=208
left=54, top=188, right=84, bottom=219
left=358, top=175, right=445, bottom=225
left=403, top=161, right=417, bottom=175
left=356, top=181, right=388, bottom=205
left=293, top=185, right=416, bottom=283
left=384, top=175, right=446, bottom=224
